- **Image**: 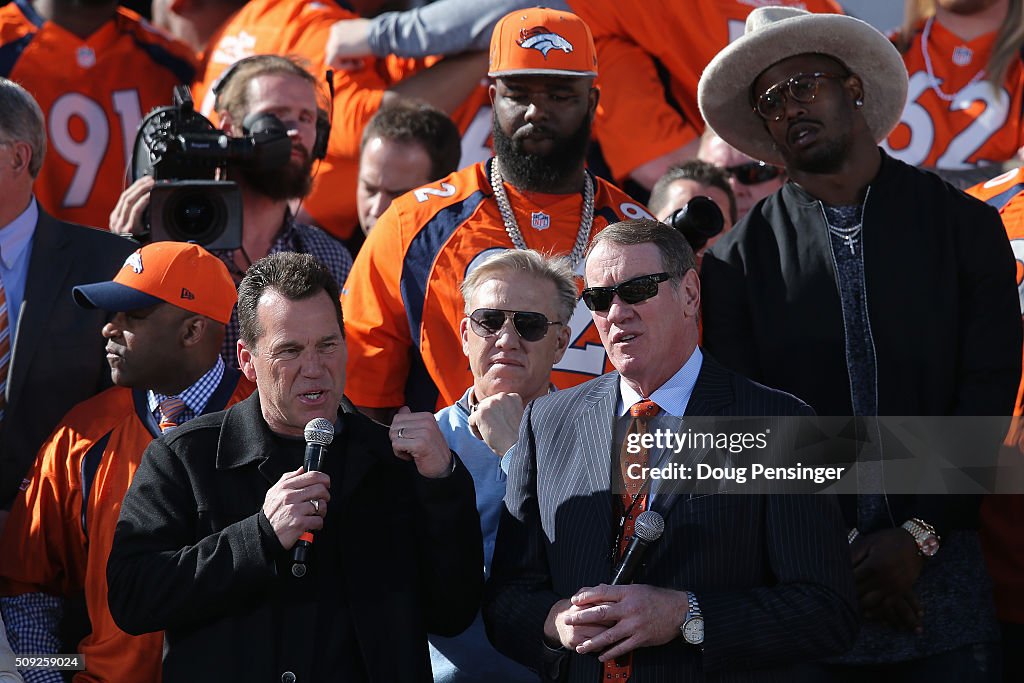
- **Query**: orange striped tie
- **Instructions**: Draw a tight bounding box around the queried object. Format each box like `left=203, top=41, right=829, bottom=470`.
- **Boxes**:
left=0, top=277, right=9, bottom=426
left=158, top=397, right=187, bottom=432
left=604, top=398, right=661, bottom=682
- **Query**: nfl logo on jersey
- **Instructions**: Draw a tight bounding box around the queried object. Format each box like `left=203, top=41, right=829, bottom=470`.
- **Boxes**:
left=531, top=211, right=551, bottom=230
left=952, top=46, right=973, bottom=66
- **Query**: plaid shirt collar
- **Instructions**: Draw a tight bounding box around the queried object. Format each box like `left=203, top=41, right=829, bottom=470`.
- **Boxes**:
left=148, top=356, right=226, bottom=422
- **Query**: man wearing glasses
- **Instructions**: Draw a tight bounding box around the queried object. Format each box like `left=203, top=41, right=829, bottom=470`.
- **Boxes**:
left=699, top=7, right=1020, bottom=681
left=485, top=219, right=857, bottom=682
left=430, top=249, right=575, bottom=682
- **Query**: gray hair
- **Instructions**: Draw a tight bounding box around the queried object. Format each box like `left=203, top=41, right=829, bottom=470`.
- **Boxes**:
left=461, top=250, right=578, bottom=324
left=586, top=219, right=696, bottom=282
left=0, top=78, right=46, bottom=178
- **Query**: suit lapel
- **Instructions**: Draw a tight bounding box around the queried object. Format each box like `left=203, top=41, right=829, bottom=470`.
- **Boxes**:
left=650, top=355, right=735, bottom=518
left=8, top=212, right=71, bottom=405
left=569, top=374, right=619, bottom=585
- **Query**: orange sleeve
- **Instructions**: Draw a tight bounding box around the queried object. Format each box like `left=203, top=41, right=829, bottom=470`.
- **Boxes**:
left=591, top=33, right=698, bottom=180
left=341, top=206, right=413, bottom=408
left=0, top=425, right=87, bottom=598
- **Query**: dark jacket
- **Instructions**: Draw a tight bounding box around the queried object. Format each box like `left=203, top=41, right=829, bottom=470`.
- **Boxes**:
left=485, top=358, right=858, bottom=683
left=701, top=150, right=1022, bottom=535
left=0, top=210, right=136, bottom=507
left=107, top=393, right=483, bottom=682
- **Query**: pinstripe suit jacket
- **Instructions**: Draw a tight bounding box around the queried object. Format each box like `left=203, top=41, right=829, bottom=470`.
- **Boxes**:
left=484, top=354, right=858, bottom=682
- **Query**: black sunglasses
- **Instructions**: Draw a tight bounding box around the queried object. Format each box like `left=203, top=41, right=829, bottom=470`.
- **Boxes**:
left=753, top=71, right=846, bottom=122
left=725, top=161, right=783, bottom=186
left=580, top=272, right=671, bottom=312
left=468, top=308, right=561, bottom=342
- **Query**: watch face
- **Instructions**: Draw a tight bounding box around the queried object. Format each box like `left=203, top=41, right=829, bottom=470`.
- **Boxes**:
left=921, top=535, right=940, bottom=557
left=683, top=616, right=704, bottom=644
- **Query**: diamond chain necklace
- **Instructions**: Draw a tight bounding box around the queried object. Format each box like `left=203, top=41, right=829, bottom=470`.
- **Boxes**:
left=489, top=159, right=594, bottom=270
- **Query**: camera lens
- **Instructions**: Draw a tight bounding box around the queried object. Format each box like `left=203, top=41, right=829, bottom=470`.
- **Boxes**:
left=165, top=188, right=226, bottom=243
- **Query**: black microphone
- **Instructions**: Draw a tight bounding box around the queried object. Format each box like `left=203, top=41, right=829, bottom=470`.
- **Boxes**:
left=291, top=417, right=335, bottom=578
left=611, top=510, right=665, bottom=585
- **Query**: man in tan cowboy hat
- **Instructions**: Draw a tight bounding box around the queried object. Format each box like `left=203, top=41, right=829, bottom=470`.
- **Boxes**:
left=698, top=6, right=1021, bottom=681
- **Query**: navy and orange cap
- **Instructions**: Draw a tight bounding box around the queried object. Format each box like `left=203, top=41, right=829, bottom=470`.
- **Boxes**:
left=488, top=7, right=598, bottom=78
left=74, top=242, right=236, bottom=325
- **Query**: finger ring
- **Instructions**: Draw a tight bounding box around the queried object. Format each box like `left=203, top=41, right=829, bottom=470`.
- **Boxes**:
left=310, top=500, right=319, bottom=514
left=397, top=427, right=406, bottom=439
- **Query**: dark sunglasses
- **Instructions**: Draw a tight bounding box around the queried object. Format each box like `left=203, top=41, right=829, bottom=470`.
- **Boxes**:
left=725, top=161, right=783, bottom=186
left=580, top=272, right=671, bottom=312
left=753, top=72, right=846, bottom=122
left=468, top=308, right=561, bottom=342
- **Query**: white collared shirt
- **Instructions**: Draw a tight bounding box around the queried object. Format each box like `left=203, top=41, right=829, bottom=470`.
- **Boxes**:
left=617, top=347, right=703, bottom=417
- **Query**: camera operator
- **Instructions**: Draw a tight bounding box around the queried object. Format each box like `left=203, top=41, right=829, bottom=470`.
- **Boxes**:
left=110, top=55, right=352, bottom=365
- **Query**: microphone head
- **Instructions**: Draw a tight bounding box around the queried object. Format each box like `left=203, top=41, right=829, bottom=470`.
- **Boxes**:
left=634, top=510, right=665, bottom=543
left=304, top=417, right=335, bottom=446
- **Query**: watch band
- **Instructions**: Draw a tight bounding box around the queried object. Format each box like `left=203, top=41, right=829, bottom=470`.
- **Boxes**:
left=901, top=517, right=940, bottom=557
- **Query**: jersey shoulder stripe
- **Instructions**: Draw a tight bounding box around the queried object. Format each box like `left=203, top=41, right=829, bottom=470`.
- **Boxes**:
left=401, top=189, right=488, bottom=350
left=12, top=0, right=45, bottom=28
left=0, top=33, right=34, bottom=78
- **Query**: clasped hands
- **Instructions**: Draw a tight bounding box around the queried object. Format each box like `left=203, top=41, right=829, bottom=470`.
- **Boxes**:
left=545, top=584, right=689, bottom=661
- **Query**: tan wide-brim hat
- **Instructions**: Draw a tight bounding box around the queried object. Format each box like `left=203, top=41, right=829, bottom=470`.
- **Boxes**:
left=697, top=7, right=908, bottom=166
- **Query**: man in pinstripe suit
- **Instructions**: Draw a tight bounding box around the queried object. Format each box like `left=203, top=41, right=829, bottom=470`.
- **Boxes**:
left=484, top=219, right=858, bottom=682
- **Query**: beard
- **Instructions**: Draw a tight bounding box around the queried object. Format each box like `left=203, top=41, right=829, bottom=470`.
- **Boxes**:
left=492, top=115, right=592, bottom=192
left=240, top=151, right=314, bottom=202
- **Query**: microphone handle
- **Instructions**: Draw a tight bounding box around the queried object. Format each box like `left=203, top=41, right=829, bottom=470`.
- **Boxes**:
left=611, top=537, right=650, bottom=585
left=291, top=442, right=328, bottom=575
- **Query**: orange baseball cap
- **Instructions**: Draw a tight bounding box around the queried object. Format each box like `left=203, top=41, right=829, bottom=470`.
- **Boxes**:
left=73, top=242, right=236, bottom=325
left=488, top=7, right=598, bottom=78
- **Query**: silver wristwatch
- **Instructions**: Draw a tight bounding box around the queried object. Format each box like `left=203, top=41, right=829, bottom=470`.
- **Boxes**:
left=901, top=517, right=940, bottom=557
left=680, top=591, right=704, bottom=645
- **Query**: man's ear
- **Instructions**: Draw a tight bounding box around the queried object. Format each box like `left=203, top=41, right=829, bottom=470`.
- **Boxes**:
left=180, top=315, right=207, bottom=348
left=460, top=316, right=472, bottom=357
left=845, top=73, right=865, bottom=108
left=238, top=341, right=257, bottom=382
left=552, top=324, right=571, bottom=364
left=682, top=269, right=701, bottom=317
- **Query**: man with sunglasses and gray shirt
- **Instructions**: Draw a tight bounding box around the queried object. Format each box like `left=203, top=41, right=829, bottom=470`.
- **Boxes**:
left=431, top=249, right=576, bottom=682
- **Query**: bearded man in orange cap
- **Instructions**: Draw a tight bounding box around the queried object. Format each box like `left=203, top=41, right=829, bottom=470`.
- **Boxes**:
left=342, top=6, right=654, bottom=423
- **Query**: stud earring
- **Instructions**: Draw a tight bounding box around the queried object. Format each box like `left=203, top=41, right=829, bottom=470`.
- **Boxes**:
left=855, top=98, right=864, bottom=108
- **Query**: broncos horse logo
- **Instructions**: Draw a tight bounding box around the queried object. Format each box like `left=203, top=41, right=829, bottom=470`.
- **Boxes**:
left=516, top=26, right=573, bottom=58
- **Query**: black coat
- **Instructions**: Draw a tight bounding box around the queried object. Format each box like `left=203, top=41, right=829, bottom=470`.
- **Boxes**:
left=108, top=393, right=483, bottom=682
left=701, top=150, right=1022, bottom=534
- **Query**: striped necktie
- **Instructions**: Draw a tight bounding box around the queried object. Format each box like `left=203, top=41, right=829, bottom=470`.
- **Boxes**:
left=604, top=398, right=661, bottom=682
left=158, top=396, right=187, bottom=433
left=0, top=277, right=9, bottom=426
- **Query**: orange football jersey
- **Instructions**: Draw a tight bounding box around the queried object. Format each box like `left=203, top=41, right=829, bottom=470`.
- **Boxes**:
left=194, top=0, right=430, bottom=241
left=0, top=377, right=253, bottom=683
left=884, top=18, right=1024, bottom=169
left=342, top=159, right=654, bottom=411
left=568, top=0, right=843, bottom=181
left=0, top=1, right=195, bottom=229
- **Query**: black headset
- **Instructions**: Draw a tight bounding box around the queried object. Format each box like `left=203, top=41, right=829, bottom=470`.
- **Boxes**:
left=211, top=55, right=333, bottom=161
